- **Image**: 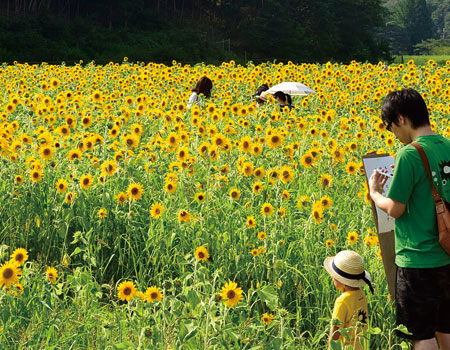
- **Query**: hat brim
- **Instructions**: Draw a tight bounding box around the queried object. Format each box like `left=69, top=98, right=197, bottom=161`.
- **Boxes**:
left=324, top=256, right=371, bottom=288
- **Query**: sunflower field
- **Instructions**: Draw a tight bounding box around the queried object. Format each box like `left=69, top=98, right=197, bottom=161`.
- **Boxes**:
left=0, top=59, right=449, bottom=349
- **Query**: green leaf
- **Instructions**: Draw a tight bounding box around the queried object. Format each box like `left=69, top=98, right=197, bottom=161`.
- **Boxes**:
left=113, top=341, right=135, bottom=349
left=367, top=327, right=382, bottom=335
left=329, top=340, right=343, bottom=350
left=186, top=289, right=201, bottom=309
left=396, top=324, right=412, bottom=335
left=257, top=285, right=279, bottom=311
left=271, top=337, right=282, bottom=350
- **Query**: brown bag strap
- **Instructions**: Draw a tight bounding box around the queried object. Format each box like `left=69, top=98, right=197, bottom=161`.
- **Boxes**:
left=411, top=142, right=442, bottom=203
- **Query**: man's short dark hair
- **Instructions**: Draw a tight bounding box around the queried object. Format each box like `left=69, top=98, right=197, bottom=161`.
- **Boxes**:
left=381, top=88, right=430, bottom=129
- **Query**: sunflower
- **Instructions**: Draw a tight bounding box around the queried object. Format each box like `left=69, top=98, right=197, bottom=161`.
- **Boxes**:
left=347, top=231, right=359, bottom=244
left=150, top=202, right=164, bottom=219
left=253, top=167, right=265, bottom=179
left=98, top=208, right=107, bottom=219
left=46, top=266, right=58, bottom=283
left=319, top=174, right=333, bottom=189
left=80, top=174, right=93, bottom=190
left=242, top=162, right=254, bottom=177
left=258, top=231, right=267, bottom=240
left=331, top=147, right=345, bottom=162
left=194, top=246, right=210, bottom=262
left=55, top=179, right=68, bottom=193
left=165, top=181, right=177, bottom=194
left=320, top=196, right=333, bottom=210
left=123, top=134, right=139, bottom=149
left=10, top=248, right=28, bottom=266
left=196, top=192, right=206, bottom=203
left=326, top=239, right=334, bottom=247
left=300, top=153, right=315, bottom=168
left=229, top=188, right=240, bottom=200
left=29, top=168, right=43, bottom=183
left=345, top=161, right=359, bottom=175
left=117, top=281, right=136, bottom=301
left=127, top=183, right=143, bottom=200
left=178, top=210, right=193, bottom=223
left=261, top=202, right=274, bottom=216
left=252, top=144, right=263, bottom=156
left=101, top=160, right=118, bottom=176
left=221, top=281, right=243, bottom=307
left=115, top=192, right=127, bottom=205
left=65, top=192, right=76, bottom=204
left=39, top=146, right=54, bottom=160
left=280, top=165, right=294, bottom=183
left=261, top=313, right=274, bottom=326
left=312, top=206, right=324, bottom=224
left=247, top=216, right=256, bottom=228
left=212, top=133, right=226, bottom=148
left=144, top=286, right=163, bottom=302
left=0, top=261, right=21, bottom=287
left=252, top=181, right=263, bottom=194
left=240, top=136, right=252, bottom=153
left=281, top=190, right=290, bottom=200
left=266, top=133, right=284, bottom=148
left=251, top=249, right=259, bottom=256
left=68, top=149, right=82, bottom=161
left=15, top=175, right=24, bottom=184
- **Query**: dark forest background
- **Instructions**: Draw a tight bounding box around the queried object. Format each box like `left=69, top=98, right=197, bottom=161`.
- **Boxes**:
left=0, top=0, right=448, bottom=64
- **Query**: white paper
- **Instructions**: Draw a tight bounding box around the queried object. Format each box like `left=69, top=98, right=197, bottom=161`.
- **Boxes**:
left=363, top=155, right=395, bottom=233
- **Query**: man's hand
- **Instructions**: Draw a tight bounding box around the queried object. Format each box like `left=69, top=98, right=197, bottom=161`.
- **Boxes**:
left=369, top=169, right=389, bottom=195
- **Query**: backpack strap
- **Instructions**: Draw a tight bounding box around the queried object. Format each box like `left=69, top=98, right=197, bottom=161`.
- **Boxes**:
left=411, top=142, right=443, bottom=203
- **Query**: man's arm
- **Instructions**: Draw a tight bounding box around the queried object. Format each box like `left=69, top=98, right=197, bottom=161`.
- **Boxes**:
left=369, top=170, right=406, bottom=219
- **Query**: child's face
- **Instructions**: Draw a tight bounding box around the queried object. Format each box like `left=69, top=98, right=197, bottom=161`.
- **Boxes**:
left=333, top=278, right=345, bottom=292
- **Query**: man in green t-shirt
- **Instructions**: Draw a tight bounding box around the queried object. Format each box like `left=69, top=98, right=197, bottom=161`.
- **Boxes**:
left=369, top=88, right=450, bottom=350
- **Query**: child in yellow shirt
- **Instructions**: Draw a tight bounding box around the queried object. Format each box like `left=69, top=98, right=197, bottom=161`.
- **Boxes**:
left=324, top=250, right=373, bottom=349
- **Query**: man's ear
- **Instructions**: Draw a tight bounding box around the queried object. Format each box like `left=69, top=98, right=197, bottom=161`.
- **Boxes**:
left=397, top=114, right=407, bottom=125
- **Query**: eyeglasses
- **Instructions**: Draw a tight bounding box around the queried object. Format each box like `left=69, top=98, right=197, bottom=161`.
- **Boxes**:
left=384, top=121, right=393, bottom=132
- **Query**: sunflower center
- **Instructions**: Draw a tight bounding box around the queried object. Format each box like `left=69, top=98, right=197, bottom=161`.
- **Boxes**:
left=15, top=254, right=23, bottom=262
left=3, top=268, right=13, bottom=279
left=227, top=290, right=236, bottom=299
left=124, top=287, right=132, bottom=295
left=131, top=188, right=138, bottom=195
left=33, top=172, right=39, bottom=178
left=150, top=292, right=158, bottom=299
left=272, top=136, right=279, bottom=143
left=83, top=179, right=89, bottom=185
left=43, top=149, right=50, bottom=155
left=198, top=252, right=204, bottom=259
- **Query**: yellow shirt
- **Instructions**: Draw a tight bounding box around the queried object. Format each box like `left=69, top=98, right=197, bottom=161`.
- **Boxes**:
left=332, top=289, right=368, bottom=349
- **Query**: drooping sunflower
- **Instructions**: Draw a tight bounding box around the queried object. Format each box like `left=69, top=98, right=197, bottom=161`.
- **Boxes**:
left=261, top=203, right=274, bottom=217
left=80, top=174, right=94, bottom=190
left=65, top=192, right=76, bottom=205
left=10, top=248, right=28, bottom=266
left=178, top=210, right=193, bottom=223
left=0, top=261, right=21, bottom=287
left=240, top=136, right=252, bottom=153
left=242, top=162, right=254, bottom=177
left=101, top=160, right=118, bottom=176
left=46, top=266, right=58, bottom=283
left=194, top=246, right=210, bottom=262
left=144, top=286, right=163, bottom=302
left=252, top=181, right=263, bottom=194
left=221, top=281, right=243, bottom=307
left=312, top=206, right=324, bottom=224
left=261, top=313, right=274, bottom=326
left=127, top=183, right=143, bottom=200
left=55, top=179, right=68, bottom=193
left=319, top=174, right=333, bottom=189
left=117, top=281, right=136, bottom=301
left=150, top=202, right=164, bottom=219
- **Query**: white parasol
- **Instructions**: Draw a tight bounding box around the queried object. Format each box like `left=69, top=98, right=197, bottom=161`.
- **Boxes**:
left=266, top=82, right=316, bottom=96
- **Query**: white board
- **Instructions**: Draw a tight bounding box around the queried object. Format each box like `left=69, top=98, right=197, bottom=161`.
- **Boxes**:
left=362, top=155, right=395, bottom=233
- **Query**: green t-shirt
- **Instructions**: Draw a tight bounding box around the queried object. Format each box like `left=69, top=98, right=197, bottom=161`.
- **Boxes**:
left=387, top=134, right=450, bottom=268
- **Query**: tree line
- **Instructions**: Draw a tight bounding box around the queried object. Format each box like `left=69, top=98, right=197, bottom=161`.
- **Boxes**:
left=0, top=0, right=443, bottom=64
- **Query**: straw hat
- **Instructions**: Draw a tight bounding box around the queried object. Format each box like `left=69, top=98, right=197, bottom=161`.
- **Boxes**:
left=324, top=250, right=373, bottom=292
left=256, top=91, right=270, bottom=102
